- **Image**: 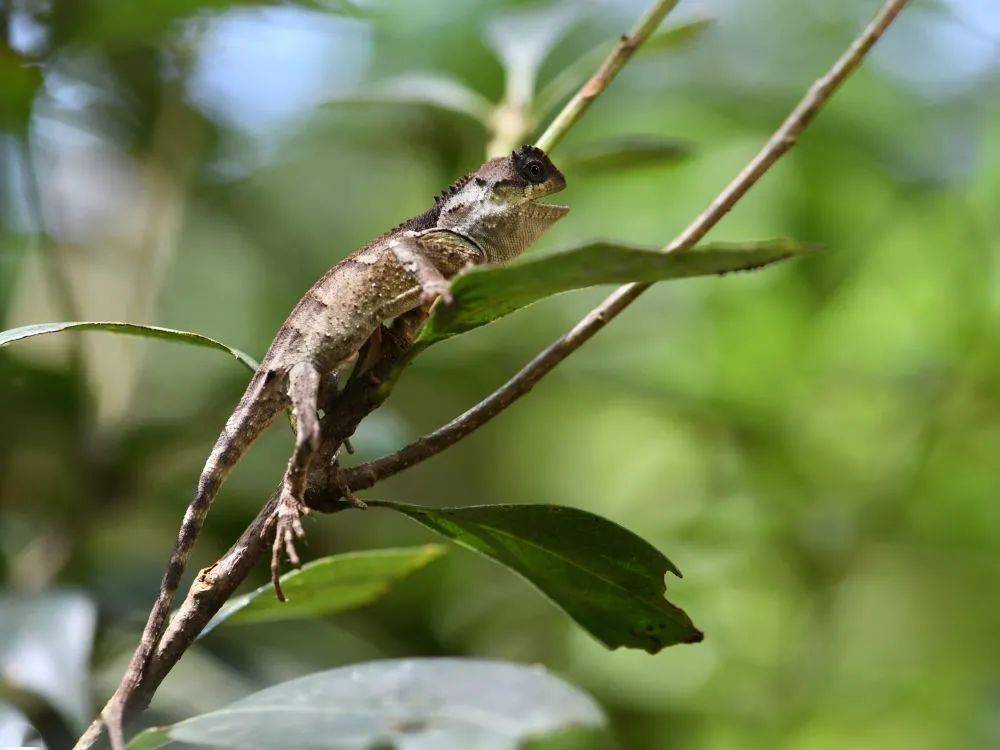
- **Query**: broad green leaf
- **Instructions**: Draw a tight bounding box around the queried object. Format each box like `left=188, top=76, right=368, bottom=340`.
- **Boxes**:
left=372, top=502, right=703, bottom=653
left=328, top=73, right=495, bottom=125
left=127, top=658, right=606, bottom=750
left=0, top=591, right=96, bottom=729
left=418, top=239, right=818, bottom=345
left=0, top=321, right=258, bottom=371
left=641, top=18, right=714, bottom=53
left=203, top=545, right=446, bottom=632
left=560, top=135, right=692, bottom=173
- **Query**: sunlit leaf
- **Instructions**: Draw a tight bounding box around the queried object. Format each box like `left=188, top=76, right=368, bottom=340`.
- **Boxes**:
left=127, top=658, right=606, bottom=750
left=418, top=239, right=819, bottom=345
left=0, top=591, right=96, bottom=729
left=373, top=502, right=703, bottom=652
left=327, top=73, right=495, bottom=124
left=0, top=321, right=259, bottom=371
left=203, top=545, right=447, bottom=632
left=560, top=135, right=692, bottom=173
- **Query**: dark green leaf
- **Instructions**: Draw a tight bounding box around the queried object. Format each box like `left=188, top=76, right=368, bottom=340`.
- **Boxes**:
left=0, top=321, right=258, bottom=371
left=372, top=502, right=703, bottom=653
left=418, top=240, right=818, bottom=345
left=560, top=135, right=692, bottom=173
left=126, top=658, right=605, bottom=750
left=0, top=48, right=42, bottom=133
left=204, top=545, right=446, bottom=632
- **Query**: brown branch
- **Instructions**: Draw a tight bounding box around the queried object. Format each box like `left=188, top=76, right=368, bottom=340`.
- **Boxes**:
left=76, top=1, right=909, bottom=746
left=331, top=0, right=911, bottom=500
left=73, top=310, right=429, bottom=749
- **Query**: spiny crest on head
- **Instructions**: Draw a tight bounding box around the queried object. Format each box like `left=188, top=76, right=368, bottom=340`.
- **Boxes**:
left=513, top=144, right=545, bottom=160
left=435, top=173, right=473, bottom=205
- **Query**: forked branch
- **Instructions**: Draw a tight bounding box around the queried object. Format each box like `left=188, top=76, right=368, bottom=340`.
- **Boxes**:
left=77, top=1, right=910, bottom=747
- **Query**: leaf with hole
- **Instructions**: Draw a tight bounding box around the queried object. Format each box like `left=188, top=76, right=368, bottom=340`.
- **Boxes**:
left=203, top=545, right=446, bottom=633
left=0, top=321, right=258, bottom=371
left=418, top=239, right=818, bottom=346
left=372, top=502, right=702, bottom=652
left=127, top=658, right=607, bottom=750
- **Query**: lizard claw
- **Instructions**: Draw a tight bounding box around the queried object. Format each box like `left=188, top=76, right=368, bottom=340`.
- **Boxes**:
left=420, top=279, right=453, bottom=306
left=270, top=490, right=308, bottom=601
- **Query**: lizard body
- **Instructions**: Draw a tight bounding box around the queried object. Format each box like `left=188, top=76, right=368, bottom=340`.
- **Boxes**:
left=114, top=146, right=568, bottom=738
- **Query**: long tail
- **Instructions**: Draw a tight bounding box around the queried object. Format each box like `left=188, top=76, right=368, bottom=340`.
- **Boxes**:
left=108, top=370, right=284, bottom=717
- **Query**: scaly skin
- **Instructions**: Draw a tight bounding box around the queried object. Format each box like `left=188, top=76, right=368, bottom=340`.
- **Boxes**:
left=104, top=146, right=568, bottom=750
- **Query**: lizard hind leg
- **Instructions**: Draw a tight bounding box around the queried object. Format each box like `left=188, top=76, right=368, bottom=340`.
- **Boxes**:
left=270, top=360, right=322, bottom=601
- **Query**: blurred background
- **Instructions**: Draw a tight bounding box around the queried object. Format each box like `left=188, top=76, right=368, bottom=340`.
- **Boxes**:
left=1, top=0, right=998, bottom=748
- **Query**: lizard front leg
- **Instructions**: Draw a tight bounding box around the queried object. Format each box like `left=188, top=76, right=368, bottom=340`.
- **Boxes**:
left=270, top=360, right=321, bottom=600
left=389, top=232, right=455, bottom=305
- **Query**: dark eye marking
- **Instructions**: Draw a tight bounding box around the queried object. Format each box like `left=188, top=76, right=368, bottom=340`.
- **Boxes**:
left=524, top=159, right=545, bottom=182
left=513, top=145, right=553, bottom=184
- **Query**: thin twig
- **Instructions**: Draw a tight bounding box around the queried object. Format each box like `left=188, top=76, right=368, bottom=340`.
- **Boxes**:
left=335, top=0, right=910, bottom=497
left=535, top=0, right=680, bottom=153
left=76, top=1, right=909, bottom=746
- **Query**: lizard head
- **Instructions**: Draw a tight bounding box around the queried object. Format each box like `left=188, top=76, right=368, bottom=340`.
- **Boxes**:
left=435, top=145, right=569, bottom=263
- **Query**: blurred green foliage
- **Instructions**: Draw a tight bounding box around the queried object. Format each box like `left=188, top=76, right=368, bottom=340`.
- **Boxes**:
left=1, top=0, right=999, bottom=748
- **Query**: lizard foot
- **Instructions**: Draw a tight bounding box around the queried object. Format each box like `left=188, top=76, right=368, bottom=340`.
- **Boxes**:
left=269, top=490, right=309, bottom=601
left=419, top=278, right=453, bottom=306
left=331, top=455, right=367, bottom=510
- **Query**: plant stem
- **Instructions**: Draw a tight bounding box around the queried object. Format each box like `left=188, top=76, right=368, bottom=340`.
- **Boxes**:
left=336, top=0, right=911, bottom=495
left=535, top=0, right=680, bottom=153
left=77, top=1, right=911, bottom=746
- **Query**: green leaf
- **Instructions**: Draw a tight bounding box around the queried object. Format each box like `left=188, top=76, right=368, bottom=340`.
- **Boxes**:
left=641, top=18, right=714, bottom=53
left=203, top=545, right=446, bottom=632
left=418, top=239, right=818, bottom=346
left=0, top=321, right=258, bottom=371
left=560, top=135, right=692, bottom=174
left=0, top=48, right=42, bottom=134
left=125, top=727, right=170, bottom=750
left=128, top=658, right=606, bottom=750
left=372, top=502, right=703, bottom=653
left=0, top=591, right=96, bottom=729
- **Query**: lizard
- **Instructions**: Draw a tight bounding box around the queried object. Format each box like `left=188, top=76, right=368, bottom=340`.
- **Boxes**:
left=105, top=145, right=568, bottom=750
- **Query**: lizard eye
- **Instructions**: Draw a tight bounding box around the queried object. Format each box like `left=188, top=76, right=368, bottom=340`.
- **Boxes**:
left=523, top=158, right=546, bottom=183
